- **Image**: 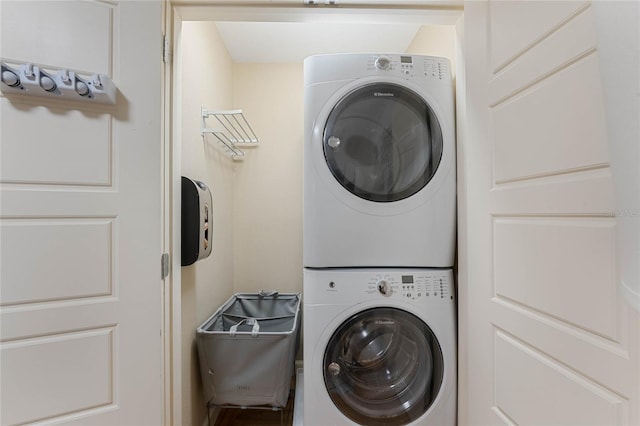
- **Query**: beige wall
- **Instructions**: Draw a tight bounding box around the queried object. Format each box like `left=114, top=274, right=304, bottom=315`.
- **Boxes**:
left=180, top=21, right=235, bottom=426
left=231, top=63, right=304, bottom=295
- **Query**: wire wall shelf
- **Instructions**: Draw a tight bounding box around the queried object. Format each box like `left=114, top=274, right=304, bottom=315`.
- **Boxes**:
left=201, top=107, right=260, bottom=160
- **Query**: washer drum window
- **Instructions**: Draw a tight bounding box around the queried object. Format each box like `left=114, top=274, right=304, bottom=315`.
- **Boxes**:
left=323, top=307, right=444, bottom=426
left=323, top=83, right=443, bottom=202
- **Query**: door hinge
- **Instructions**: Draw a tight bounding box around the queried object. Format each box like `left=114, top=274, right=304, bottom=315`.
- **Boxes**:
left=162, top=34, right=171, bottom=64
left=161, top=252, right=170, bottom=279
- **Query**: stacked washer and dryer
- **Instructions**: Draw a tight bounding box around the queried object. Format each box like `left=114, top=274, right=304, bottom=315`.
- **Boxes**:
left=302, top=53, right=457, bottom=425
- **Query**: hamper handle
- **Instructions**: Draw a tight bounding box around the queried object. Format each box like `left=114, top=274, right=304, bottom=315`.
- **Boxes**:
left=259, top=290, right=278, bottom=297
left=229, top=318, right=260, bottom=338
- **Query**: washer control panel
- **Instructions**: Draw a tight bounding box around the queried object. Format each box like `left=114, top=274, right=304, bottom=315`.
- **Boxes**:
left=306, top=269, right=455, bottom=305
left=367, top=272, right=453, bottom=301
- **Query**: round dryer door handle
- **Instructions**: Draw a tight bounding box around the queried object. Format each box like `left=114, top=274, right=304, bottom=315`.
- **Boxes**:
left=327, top=362, right=341, bottom=376
left=327, top=136, right=341, bottom=149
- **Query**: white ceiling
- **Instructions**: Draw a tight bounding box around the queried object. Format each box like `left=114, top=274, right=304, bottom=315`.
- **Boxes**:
left=215, top=21, right=422, bottom=63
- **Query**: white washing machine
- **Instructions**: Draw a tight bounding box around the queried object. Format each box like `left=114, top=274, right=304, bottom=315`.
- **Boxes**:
left=303, top=53, right=456, bottom=268
left=303, top=268, right=457, bottom=425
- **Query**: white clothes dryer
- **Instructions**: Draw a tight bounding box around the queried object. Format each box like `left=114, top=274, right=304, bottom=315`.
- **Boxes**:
left=303, top=268, right=457, bottom=426
left=303, top=53, right=456, bottom=268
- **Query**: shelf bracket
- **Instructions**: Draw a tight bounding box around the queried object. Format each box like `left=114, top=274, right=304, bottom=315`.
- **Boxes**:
left=200, top=107, right=260, bottom=160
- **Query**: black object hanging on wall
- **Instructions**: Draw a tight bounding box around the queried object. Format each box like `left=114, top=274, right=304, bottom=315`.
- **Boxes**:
left=181, top=176, right=213, bottom=266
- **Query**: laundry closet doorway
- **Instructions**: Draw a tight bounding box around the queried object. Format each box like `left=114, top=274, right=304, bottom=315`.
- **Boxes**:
left=168, top=2, right=639, bottom=426
left=169, top=3, right=463, bottom=425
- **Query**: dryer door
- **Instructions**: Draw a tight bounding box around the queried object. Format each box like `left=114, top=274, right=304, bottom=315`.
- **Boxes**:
left=323, top=83, right=443, bottom=202
left=323, top=307, right=444, bottom=426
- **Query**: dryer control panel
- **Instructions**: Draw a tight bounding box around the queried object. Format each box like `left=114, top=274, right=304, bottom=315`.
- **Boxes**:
left=365, top=55, right=451, bottom=81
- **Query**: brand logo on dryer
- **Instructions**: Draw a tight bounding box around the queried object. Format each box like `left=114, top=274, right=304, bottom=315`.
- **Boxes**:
left=374, top=92, right=394, bottom=97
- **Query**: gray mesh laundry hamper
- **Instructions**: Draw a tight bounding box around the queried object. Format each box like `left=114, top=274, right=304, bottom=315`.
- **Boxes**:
left=196, top=292, right=301, bottom=408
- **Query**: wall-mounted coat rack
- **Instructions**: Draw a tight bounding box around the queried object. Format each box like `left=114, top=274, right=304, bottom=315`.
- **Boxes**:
left=201, top=107, right=260, bottom=160
left=0, top=60, right=116, bottom=104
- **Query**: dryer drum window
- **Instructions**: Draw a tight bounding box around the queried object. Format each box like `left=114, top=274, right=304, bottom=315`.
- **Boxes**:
left=323, top=83, right=443, bottom=202
left=323, top=307, right=444, bottom=426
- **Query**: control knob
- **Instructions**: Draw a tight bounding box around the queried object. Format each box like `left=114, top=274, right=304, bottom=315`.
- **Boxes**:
left=375, top=56, right=391, bottom=71
left=377, top=279, right=391, bottom=296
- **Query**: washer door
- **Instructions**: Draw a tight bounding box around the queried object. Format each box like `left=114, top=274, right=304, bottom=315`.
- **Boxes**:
left=323, top=307, right=444, bottom=426
left=323, top=83, right=443, bottom=203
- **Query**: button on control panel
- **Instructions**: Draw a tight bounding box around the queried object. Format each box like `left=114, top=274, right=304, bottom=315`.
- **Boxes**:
left=423, top=58, right=449, bottom=80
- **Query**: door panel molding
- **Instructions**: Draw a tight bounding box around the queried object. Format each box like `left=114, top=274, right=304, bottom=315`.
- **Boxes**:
left=464, top=1, right=639, bottom=423
left=0, top=1, right=163, bottom=424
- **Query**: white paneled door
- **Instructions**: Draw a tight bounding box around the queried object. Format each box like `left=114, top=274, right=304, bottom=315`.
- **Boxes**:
left=0, top=1, right=163, bottom=425
left=464, top=1, right=639, bottom=425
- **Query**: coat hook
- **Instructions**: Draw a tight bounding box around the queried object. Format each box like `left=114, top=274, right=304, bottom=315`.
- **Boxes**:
left=0, top=60, right=116, bottom=104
